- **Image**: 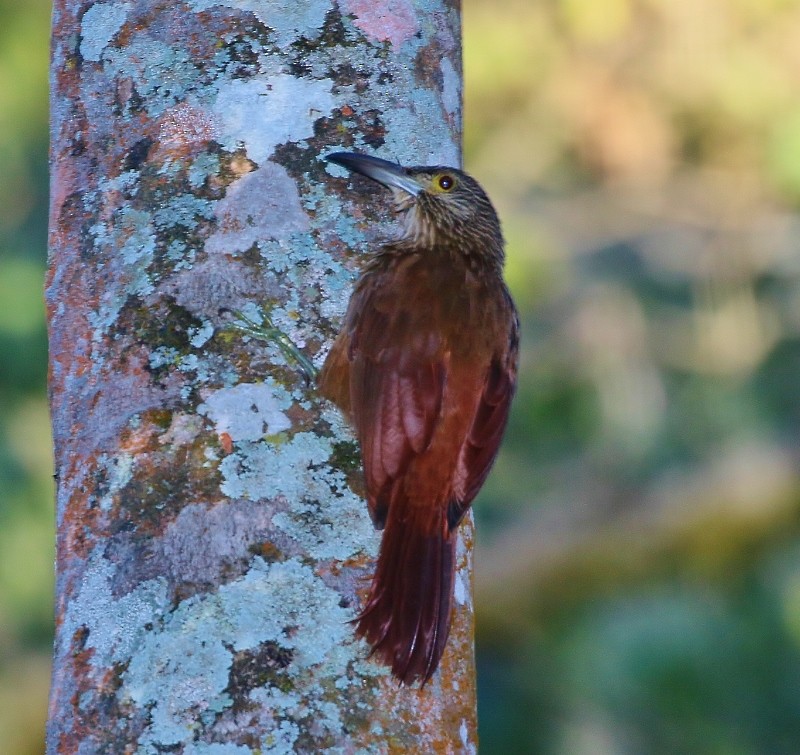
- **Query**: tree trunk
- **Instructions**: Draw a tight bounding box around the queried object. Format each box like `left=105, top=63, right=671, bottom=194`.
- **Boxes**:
left=47, top=0, right=475, bottom=752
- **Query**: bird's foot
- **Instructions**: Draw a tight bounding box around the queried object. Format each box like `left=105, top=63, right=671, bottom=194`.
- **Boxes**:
left=230, top=309, right=317, bottom=386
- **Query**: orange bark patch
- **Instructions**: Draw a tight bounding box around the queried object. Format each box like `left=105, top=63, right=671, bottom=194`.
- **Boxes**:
left=219, top=431, right=234, bottom=454
left=153, top=103, right=219, bottom=162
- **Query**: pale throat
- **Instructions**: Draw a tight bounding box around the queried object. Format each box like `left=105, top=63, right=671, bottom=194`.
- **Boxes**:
left=398, top=204, right=438, bottom=248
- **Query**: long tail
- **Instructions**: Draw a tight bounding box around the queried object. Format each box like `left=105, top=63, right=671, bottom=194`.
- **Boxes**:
left=355, top=507, right=456, bottom=686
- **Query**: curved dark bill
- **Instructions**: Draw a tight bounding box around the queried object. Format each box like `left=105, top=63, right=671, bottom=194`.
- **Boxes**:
left=326, top=151, right=422, bottom=196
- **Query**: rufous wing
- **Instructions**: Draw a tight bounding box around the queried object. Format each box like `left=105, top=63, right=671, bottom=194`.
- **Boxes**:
left=449, top=307, right=519, bottom=529
left=345, top=271, right=447, bottom=528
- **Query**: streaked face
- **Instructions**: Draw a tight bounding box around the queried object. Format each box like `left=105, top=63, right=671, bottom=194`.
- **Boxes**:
left=327, top=152, right=503, bottom=254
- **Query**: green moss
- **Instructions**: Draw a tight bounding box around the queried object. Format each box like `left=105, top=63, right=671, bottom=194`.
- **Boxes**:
left=142, top=408, right=174, bottom=430
left=216, top=147, right=258, bottom=188
left=226, top=641, right=295, bottom=704
left=123, top=296, right=203, bottom=358
left=114, top=439, right=222, bottom=532
left=329, top=440, right=361, bottom=474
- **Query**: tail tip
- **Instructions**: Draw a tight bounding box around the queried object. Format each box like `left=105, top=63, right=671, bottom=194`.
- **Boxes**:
left=355, top=615, right=446, bottom=686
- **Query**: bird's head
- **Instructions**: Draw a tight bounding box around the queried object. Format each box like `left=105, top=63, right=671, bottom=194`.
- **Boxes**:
left=326, top=151, right=504, bottom=265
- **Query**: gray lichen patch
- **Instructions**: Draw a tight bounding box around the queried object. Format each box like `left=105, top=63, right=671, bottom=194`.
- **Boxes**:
left=103, top=38, right=207, bottom=118
left=218, top=428, right=376, bottom=561
left=86, top=206, right=157, bottom=338
left=108, top=499, right=280, bottom=600
left=204, top=161, right=310, bottom=255
left=161, top=256, right=282, bottom=324
left=200, top=381, right=293, bottom=442
left=270, top=482, right=378, bottom=563
left=212, top=75, right=337, bottom=165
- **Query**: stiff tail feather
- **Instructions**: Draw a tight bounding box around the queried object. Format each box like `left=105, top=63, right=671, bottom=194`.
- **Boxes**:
left=355, top=508, right=456, bottom=686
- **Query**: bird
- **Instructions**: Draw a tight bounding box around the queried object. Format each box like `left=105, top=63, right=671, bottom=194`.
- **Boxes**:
left=319, top=151, right=519, bottom=686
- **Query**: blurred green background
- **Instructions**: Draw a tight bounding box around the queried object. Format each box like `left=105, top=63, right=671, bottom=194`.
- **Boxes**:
left=4, top=0, right=800, bottom=752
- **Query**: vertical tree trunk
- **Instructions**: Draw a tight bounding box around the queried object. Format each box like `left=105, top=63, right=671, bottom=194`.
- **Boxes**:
left=47, top=0, right=474, bottom=752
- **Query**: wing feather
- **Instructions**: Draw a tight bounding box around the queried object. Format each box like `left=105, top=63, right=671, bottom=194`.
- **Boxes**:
left=448, top=310, right=519, bottom=530
left=347, top=267, right=447, bottom=528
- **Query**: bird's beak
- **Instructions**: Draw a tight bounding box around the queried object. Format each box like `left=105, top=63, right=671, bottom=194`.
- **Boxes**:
left=326, top=152, right=423, bottom=197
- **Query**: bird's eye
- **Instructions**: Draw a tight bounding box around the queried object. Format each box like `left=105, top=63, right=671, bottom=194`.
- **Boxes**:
left=437, top=174, right=455, bottom=191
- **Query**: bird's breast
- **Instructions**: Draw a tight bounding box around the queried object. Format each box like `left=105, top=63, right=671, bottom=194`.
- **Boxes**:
left=366, top=247, right=508, bottom=343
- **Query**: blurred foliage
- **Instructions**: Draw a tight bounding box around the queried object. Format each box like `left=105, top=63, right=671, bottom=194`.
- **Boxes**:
left=0, top=0, right=52, bottom=753
left=463, top=0, right=800, bottom=752
left=4, top=0, right=800, bottom=752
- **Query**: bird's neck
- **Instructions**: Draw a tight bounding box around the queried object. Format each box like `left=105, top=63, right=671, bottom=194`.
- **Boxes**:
left=391, top=207, right=504, bottom=274
left=384, top=236, right=503, bottom=279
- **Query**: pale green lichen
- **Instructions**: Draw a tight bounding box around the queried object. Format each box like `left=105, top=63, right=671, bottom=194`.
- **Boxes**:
left=97, top=170, right=140, bottom=195
left=127, top=619, right=233, bottom=747
left=188, top=153, right=221, bottom=190
left=218, top=424, right=376, bottom=560
left=185, top=742, right=252, bottom=755
left=87, top=207, right=157, bottom=338
left=189, top=321, right=215, bottom=348
left=152, top=194, right=215, bottom=230
left=188, top=0, right=334, bottom=48
left=220, top=432, right=332, bottom=502
left=123, top=557, right=353, bottom=749
left=259, top=230, right=355, bottom=337
left=79, top=2, right=132, bottom=62
left=149, top=346, right=181, bottom=371
left=96, top=452, right=136, bottom=512
left=271, top=481, right=378, bottom=562
left=103, top=39, right=204, bottom=117
left=262, top=719, right=302, bottom=754
left=60, top=550, right=170, bottom=670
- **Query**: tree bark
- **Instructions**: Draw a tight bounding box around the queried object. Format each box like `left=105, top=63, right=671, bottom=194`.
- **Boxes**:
left=47, top=1, right=475, bottom=752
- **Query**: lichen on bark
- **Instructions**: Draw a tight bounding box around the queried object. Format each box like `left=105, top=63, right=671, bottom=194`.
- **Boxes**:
left=48, top=1, right=475, bottom=752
